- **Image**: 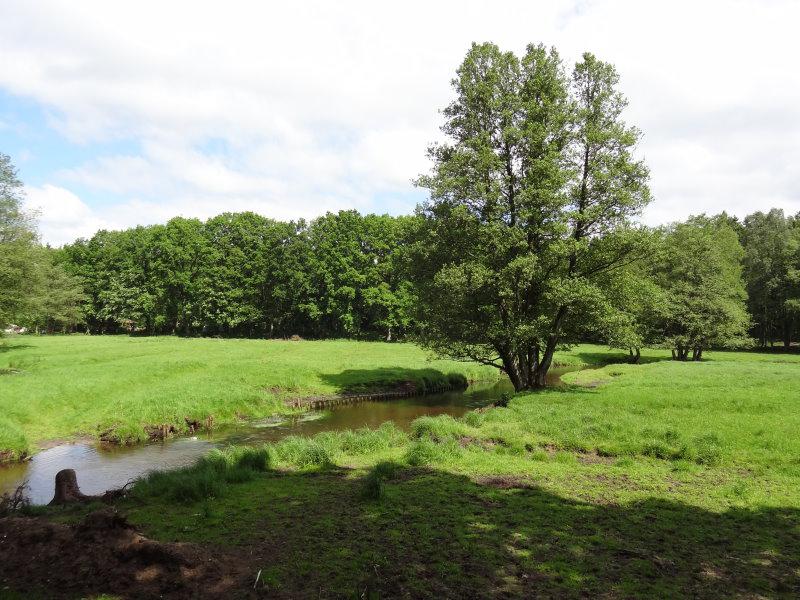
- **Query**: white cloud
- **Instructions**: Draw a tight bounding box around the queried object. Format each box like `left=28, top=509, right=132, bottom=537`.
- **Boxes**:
left=2, top=0, right=800, bottom=245
left=24, top=184, right=112, bottom=246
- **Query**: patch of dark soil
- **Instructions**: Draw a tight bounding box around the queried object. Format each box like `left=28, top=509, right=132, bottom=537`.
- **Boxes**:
left=475, top=475, right=535, bottom=490
left=0, top=508, right=252, bottom=599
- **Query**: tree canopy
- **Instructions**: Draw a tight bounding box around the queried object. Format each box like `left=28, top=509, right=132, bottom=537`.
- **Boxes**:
left=411, top=43, right=651, bottom=390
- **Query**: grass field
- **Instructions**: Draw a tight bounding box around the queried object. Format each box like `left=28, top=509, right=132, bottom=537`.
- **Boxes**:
left=6, top=344, right=799, bottom=597
left=0, top=335, right=506, bottom=459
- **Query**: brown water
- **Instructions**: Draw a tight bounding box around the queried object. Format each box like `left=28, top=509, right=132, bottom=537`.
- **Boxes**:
left=0, top=370, right=571, bottom=505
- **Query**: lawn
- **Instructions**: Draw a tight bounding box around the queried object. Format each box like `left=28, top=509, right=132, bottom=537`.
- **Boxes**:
left=4, top=345, right=798, bottom=598
left=0, top=335, right=505, bottom=459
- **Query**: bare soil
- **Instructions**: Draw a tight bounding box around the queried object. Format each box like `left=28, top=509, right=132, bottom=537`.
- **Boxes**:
left=0, top=509, right=252, bottom=599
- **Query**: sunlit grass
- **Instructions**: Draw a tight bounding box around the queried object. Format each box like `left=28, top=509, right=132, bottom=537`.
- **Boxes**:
left=0, top=335, right=498, bottom=457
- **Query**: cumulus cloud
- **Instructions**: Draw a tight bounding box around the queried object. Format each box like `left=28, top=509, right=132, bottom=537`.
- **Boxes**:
left=2, top=0, right=799, bottom=245
left=24, top=185, right=112, bottom=246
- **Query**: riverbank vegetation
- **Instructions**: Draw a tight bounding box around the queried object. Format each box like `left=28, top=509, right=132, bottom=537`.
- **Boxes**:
left=0, top=336, right=508, bottom=460
left=7, top=346, right=797, bottom=598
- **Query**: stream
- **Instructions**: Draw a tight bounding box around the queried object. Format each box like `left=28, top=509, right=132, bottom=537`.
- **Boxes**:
left=0, top=369, right=573, bottom=505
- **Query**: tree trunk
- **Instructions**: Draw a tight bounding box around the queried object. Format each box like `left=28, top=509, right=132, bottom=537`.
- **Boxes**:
left=532, top=339, right=558, bottom=388
left=499, top=349, right=524, bottom=392
left=674, top=346, right=691, bottom=361
left=49, top=469, right=88, bottom=505
left=784, top=318, right=792, bottom=350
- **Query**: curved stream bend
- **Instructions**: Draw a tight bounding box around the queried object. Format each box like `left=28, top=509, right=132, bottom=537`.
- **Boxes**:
left=0, top=367, right=578, bottom=504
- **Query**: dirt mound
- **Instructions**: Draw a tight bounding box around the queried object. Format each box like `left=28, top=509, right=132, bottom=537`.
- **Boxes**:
left=0, top=508, right=253, bottom=599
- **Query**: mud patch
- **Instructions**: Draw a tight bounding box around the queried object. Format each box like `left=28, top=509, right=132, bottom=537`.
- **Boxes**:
left=0, top=509, right=251, bottom=599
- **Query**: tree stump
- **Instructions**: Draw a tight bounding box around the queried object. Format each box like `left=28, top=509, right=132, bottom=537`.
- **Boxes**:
left=49, top=469, right=88, bottom=505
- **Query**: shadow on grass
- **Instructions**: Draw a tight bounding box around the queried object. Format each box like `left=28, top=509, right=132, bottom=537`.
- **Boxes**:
left=572, top=350, right=672, bottom=366
left=8, top=465, right=799, bottom=598
left=0, top=342, right=34, bottom=354
left=319, top=367, right=471, bottom=394
left=163, top=467, right=799, bottom=598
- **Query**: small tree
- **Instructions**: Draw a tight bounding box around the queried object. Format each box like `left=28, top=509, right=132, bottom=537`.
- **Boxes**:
left=411, top=43, right=650, bottom=390
left=594, top=255, right=665, bottom=363
left=23, top=248, right=87, bottom=333
left=654, top=216, right=750, bottom=360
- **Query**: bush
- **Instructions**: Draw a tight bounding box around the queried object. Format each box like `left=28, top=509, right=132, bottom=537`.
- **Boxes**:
left=316, top=422, right=407, bottom=456
left=462, top=411, right=484, bottom=427
left=446, top=372, right=468, bottom=388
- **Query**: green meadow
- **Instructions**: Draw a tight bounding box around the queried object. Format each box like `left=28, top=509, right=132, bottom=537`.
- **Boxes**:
left=12, top=341, right=799, bottom=597
left=0, top=335, right=499, bottom=459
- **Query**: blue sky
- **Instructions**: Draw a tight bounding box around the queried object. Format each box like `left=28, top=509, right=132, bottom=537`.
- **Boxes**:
left=1, top=0, right=798, bottom=245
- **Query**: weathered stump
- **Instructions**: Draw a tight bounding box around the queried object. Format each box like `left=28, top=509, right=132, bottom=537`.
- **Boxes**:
left=49, top=469, right=88, bottom=505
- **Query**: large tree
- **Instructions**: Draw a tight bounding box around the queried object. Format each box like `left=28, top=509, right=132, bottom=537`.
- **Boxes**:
left=412, top=43, right=650, bottom=390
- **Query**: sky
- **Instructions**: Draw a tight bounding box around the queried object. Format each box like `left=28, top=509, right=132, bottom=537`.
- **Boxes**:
left=1, top=0, right=798, bottom=246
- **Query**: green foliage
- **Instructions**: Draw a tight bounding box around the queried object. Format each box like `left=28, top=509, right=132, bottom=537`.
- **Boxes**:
left=411, top=43, right=651, bottom=390
left=58, top=210, right=418, bottom=339
left=0, top=154, right=86, bottom=332
left=273, top=437, right=332, bottom=468
left=404, top=438, right=463, bottom=466
left=653, top=215, right=751, bottom=359
left=410, top=414, right=470, bottom=441
left=740, top=209, right=800, bottom=348
left=0, top=153, right=39, bottom=329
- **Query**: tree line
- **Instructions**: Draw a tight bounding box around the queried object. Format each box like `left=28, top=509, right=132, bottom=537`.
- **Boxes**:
left=57, top=210, right=415, bottom=339
left=2, top=41, right=799, bottom=389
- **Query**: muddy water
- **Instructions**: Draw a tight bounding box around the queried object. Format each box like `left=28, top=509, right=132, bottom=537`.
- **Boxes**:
left=0, top=370, right=572, bottom=505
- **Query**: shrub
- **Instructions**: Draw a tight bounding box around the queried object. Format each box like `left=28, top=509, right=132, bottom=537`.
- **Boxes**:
left=462, top=411, right=484, bottom=427
left=446, top=372, right=468, bottom=388
left=230, top=446, right=272, bottom=472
